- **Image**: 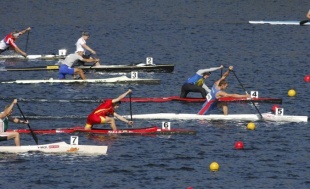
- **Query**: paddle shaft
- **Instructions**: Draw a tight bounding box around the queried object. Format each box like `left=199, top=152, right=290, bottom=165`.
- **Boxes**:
left=231, top=70, right=263, bottom=119
left=89, top=53, right=99, bottom=69
left=25, top=31, right=30, bottom=53
left=129, top=93, right=133, bottom=121
left=16, top=103, right=39, bottom=144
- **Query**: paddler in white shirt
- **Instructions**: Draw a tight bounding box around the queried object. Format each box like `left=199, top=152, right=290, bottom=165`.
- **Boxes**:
left=198, top=66, right=250, bottom=115
left=75, top=32, right=100, bottom=66
left=58, top=51, right=100, bottom=80
left=0, top=99, right=29, bottom=146
left=180, top=65, right=223, bottom=98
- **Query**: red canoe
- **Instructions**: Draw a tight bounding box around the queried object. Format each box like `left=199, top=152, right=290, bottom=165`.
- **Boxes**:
left=8, top=126, right=196, bottom=135
left=117, top=96, right=282, bottom=104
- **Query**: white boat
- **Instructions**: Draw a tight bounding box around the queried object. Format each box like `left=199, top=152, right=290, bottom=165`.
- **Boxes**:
left=1, top=76, right=161, bottom=84
left=249, top=20, right=310, bottom=25
left=123, top=113, right=308, bottom=122
left=0, top=49, right=67, bottom=60
left=0, top=54, right=66, bottom=60
left=0, top=141, right=108, bottom=155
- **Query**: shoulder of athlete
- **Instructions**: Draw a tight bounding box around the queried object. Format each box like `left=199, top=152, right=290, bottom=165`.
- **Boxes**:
left=216, top=91, right=227, bottom=98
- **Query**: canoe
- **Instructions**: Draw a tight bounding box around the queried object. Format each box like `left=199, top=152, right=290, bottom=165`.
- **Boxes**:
left=8, top=96, right=282, bottom=104
left=249, top=20, right=310, bottom=26
left=118, top=96, right=282, bottom=104
left=1, top=76, right=161, bottom=85
left=0, top=54, right=66, bottom=60
left=0, top=141, right=108, bottom=155
left=8, top=126, right=197, bottom=135
left=123, top=113, right=308, bottom=122
left=2, top=64, right=174, bottom=73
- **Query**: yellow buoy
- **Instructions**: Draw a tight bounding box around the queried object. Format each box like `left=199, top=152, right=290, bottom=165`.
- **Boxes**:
left=288, top=89, right=296, bottom=97
left=210, top=162, right=219, bottom=171
left=247, top=122, right=256, bottom=130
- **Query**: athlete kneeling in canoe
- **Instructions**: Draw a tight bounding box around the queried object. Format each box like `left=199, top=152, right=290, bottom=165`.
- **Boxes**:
left=180, top=65, right=223, bottom=98
left=0, top=99, right=29, bottom=146
left=58, top=51, right=100, bottom=80
left=0, top=27, right=31, bottom=57
left=198, top=66, right=250, bottom=115
left=85, top=89, right=134, bottom=130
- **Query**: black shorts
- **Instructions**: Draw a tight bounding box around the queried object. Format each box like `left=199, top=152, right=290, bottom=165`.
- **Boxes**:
left=0, top=136, right=8, bottom=141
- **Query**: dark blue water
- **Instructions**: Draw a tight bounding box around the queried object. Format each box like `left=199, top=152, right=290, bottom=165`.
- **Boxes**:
left=0, top=0, right=309, bottom=188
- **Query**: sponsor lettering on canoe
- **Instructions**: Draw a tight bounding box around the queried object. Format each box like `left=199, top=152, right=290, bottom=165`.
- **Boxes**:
left=47, top=66, right=59, bottom=69
left=48, top=145, right=60, bottom=149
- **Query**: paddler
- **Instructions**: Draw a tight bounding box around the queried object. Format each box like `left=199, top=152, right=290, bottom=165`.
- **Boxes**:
left=0, top=27, right=31, bottom=57
left=198, top=66, right=250, bottom=115
left=75, top=31, right=100, bottom=66
left=0, top=99, right=29, bottom=146
left=180, top=65, right=223, bottom=98
left=58, top=51, right=100, bottom=80
left=85, top=89, right=134, bottom=130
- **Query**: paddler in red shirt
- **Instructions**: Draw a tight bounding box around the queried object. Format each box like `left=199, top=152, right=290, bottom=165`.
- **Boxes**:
left=0, top=27, right=31, bottom=57
left=85, top=89, right=134, bottom=130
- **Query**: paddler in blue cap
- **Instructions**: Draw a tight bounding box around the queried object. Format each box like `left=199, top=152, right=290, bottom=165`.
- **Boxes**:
left=180, top=65, right=223, bottom=98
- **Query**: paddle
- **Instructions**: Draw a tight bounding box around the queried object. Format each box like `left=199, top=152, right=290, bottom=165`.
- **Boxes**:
left=16, top=103, right=39, bottom=145
left=299, top=20, right=310, bottom=26
left=129, top=93, right=133, bottom=121
left=25, top=30, right=30, bottom=53
left=230, top=70, right=264, bottom=120
left=89, top=54, right=100, bottom=69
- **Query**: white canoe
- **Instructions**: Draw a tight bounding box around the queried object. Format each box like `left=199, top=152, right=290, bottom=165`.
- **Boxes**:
left=0, top=54, right=65, bottom=60
left=249, top=20, right=310, bottom=26
left=123, top=113, right=308, bottom=122
left=1, top=76, right=161, bottom=84
left=0, top=141, right=108, bottom=155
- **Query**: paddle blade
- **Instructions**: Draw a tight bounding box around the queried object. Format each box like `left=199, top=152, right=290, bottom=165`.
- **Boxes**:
left=299, top=20, right=310, bottom=26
